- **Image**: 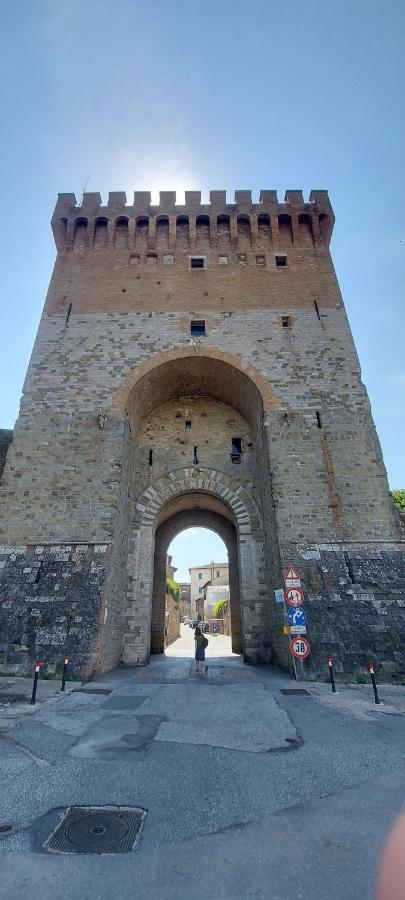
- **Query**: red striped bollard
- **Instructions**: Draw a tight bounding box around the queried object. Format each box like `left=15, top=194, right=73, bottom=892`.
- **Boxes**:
left=327, top=656, right=336, bottom=693
left=30, top=660, right=41, bottom=705
left=368, top=662, right=380, bottom=704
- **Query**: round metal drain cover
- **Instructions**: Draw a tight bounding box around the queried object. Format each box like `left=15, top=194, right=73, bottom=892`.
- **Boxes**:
left=44, top=806, right=147, bottom=854
left=66, top=811, right=130, bottom=851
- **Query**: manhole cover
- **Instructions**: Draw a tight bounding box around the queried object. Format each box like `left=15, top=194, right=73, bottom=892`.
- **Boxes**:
left=280, top=688, right=311, bottom=696
left=44, top=806, right=147, bottom=854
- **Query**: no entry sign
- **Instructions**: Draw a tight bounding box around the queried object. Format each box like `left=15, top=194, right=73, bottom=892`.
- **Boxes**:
left=290, top=636, right=310, bottom=660
left=285, top=586, right=304, bottom=606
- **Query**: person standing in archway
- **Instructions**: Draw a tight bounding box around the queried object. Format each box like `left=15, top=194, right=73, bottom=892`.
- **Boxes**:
left=194, top=626, right=208, bottom=675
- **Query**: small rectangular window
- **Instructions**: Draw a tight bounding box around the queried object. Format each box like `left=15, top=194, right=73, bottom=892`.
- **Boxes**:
left=190, top=257, right=205, bottom=269
left=191, top=320, right=205, bottom=337
left=276, top=255, right=288, bottom=268
left=256, top=255, right=265, bottom=267
left=238, top=253, right=247, bottom=266
left=282, top=316, right=291, bottom=328
left=218, top=255, right=228, bottom=265
left=199, top=586, right=203, bottom=594
left=199, top=573, right=202, bottom=579
left=185, top=420, right=192, bottom=430
left=231, top=437, right=242, bottom=464
left=216, top=570, right=220, bottom=578
left=163, top=254, right=174, bottom=265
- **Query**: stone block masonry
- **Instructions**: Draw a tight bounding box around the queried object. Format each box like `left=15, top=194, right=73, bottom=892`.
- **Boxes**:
left=0, top=543, right=110, bottom=676
left=0, top=186, right=403, bottom=678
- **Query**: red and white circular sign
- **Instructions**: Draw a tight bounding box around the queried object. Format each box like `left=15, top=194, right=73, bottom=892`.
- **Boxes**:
left=290, top=637, right=310, bottom=659
left=285, top=586, right=304, bottom=606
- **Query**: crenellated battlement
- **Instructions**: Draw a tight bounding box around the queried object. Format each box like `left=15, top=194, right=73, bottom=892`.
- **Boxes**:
left=51, top=188, right=334, bottom=252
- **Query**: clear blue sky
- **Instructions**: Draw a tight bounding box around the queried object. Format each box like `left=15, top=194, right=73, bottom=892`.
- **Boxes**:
left=1, top=1, right=404, bottom=579
left=169, top=529, right=227, bottom=583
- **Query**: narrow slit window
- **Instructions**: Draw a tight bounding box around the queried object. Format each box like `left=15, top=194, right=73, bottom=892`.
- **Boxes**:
left=316, top=411, right=322, bottom=429
left=314, top=299, right=321, bottom=320
left=282, top=316, right=291, bottom=328
left=190, top=257, right=205, bottom=269
left=193, top=446, right=199, bottom=465
left=276, top=255, right=288, bottom=268
left=65, top=302, right=72, bottom=324
left=149, top=449, right=153, bottom=465
left=231, top=437, right=242, bottom=463
left=191, top=320, right=205, bottom=337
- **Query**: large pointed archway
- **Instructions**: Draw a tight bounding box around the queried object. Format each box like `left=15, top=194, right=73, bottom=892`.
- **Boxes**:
left=103, top=349, right=288, bottom=674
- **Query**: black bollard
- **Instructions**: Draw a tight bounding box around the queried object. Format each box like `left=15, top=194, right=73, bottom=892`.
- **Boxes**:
left=368, top=663, right=380, bottom=704
left=61, top=655, right=69, bottom=692
left=30, top=660, right=41, bottom=705
left=327, top=655, right=337, bottom=693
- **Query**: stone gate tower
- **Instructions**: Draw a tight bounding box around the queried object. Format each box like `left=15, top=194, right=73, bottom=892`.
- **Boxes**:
left=0, top=188, right=404, bottom=678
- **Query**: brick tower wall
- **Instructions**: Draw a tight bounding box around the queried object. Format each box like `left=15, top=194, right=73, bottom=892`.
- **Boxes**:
left=0, top=188, right=403, bottom=678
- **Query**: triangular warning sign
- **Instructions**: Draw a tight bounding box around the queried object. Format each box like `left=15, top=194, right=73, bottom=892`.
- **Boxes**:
left=284, top=566, right=300, bottom=581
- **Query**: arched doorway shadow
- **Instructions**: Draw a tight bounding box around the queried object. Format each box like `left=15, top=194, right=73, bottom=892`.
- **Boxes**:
left=151, top=504, right=242, bottom=656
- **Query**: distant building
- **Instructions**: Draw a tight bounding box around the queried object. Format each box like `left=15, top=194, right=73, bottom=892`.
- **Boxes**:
left=189, top=562, right=228, bottom=616
left=203, top=575, right=230, bottom=616
left=178, top=582, right=191, bottom=618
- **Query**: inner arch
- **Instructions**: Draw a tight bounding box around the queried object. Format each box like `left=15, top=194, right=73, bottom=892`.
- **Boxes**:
left=150, top=503, right=243, bottom=655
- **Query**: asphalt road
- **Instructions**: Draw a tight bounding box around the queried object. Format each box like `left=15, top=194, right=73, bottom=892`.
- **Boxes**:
left=1, top=626, right=405, bottom=899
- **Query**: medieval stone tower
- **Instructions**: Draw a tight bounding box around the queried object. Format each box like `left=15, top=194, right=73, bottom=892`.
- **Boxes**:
left=0, top=188, right=404, bottom=678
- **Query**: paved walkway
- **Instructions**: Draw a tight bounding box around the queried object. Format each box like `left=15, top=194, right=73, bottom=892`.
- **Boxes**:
left=1, top=629, right=405, bottom=898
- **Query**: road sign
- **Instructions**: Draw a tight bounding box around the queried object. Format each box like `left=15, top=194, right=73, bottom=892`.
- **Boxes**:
left=284, top=566, right=301, bottom=588
left=285, top=586, right=304, bottom=606
left=290, top=637, right=310, bottom=659
left=287, top=606, right=307, bottom=627
left=289, top=625, right=307, bottom=635
left=274, top=588, right=285, bottom=605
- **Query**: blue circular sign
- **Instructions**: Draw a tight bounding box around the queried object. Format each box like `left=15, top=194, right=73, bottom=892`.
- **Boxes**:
left=287, top=607, right=307, bottom=627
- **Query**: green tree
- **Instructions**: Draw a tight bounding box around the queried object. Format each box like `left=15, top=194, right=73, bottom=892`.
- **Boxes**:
left=391, top=490, right=405, bottom=510
left=212, top=598, right=229, bottom=618
left=166, top=577, right=180, bottom=602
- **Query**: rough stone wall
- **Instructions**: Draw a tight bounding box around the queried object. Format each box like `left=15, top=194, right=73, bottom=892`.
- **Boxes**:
left=0, top=543, right=109, bottom=676
left=294, top=543, right=405, bottom=680
left=0, top=430, right=12, bottom=481
left=165, top=591, right=181, bottom=646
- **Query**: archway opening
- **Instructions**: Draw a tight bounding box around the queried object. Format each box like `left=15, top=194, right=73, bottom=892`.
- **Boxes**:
left=118, top=352, right=283, bottom=670
left=149, top=498, right=243, bottom=658
left=157, top=525, right=238, bottom=659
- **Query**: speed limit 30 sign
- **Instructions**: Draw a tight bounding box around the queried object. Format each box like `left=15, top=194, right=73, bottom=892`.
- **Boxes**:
left=290, top=636, right=310, bottom=659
